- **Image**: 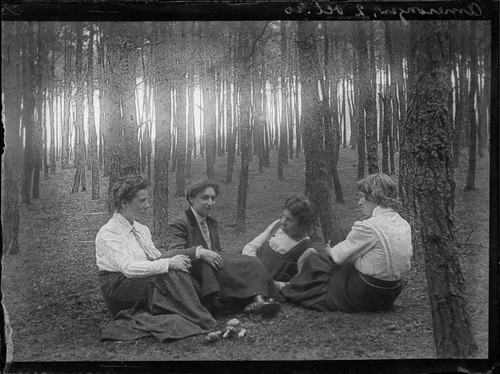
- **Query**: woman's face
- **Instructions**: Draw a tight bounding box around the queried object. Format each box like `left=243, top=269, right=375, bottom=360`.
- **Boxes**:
left=190, top=187, right=217, bottom=217
left=281, top=209, right=307, bottom=238
left=121, top=188, right=150, bottom=220
left=358, top=192, right=377, bottom=217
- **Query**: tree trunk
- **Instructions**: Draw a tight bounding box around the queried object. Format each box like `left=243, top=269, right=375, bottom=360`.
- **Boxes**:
left=203, top=63, right=217, bottom=179
left=226, top=78, right=237, bottom=183
left=21, top=23, right=36, bottom=205
left=175, top=70, right=187, bottom=197
left=186, top=64, right=195, bottom=178
left=298, top=21, right=335, bottom=242
left=32, top=29, right=44, bottom=199
left=87, top=24, right=99, bottom=200
left=2, top=21, right=23, bottom=254
left=235, top=27, right=252, bottom=232
left=71, top=22, right=86, bottom=194
left=61, top=26, right=71, bottom=170
left=353, top=25, right=366, bottom=180
left=365, top=23, right=379, bottom=174
left=278, top=21, right=288, bottom=180
left=152, top=24, right=171, bottom=240
left=465, top=21, right=478, bottom=190
left=453, top=28, right=468, bottom=167
left=400, top=20, right=478, bottom=358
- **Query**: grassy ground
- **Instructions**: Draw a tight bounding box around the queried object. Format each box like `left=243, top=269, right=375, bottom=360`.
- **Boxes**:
left=2, top=147, right=489, bottom=366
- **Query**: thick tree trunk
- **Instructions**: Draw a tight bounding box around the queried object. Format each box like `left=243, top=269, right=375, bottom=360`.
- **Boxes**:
left=400, top=20, right=477, bottom=358
left=2, top=21, right=23, bottom=254
left=298, top=21, right=335, bottom=242
left=152, top=24, right=171, bottom=240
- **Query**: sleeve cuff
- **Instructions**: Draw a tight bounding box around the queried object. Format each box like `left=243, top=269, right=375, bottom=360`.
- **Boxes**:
left=195, top=246, right=202, bottom=259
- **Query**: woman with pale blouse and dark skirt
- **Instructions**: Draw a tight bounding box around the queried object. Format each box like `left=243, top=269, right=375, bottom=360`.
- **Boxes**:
left=96, top=175, right=216, bottom=340
left=281, top=173, right=413, bottom=313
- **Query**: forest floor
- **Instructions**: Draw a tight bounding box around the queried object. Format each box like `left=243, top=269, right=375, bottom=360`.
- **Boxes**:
left=2, top=147, right=490, bottom=369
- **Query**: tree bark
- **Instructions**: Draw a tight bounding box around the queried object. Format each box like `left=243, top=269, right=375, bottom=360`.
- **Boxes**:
left=87, top=24, right=100, bottom=200
left=71, top=22, right=86, bottom=194
left=298, top=21, right=335, bottom=242
left=235, top=26, right=252, bottom=232
left=2, top=21, right=23, bottom=254
left=400, top=20, right=478, bottom=358
left=465, top=21, right=478, bottom=190
left=175, top=69, right=187, bottom=197
left=365, top=23, right=379, bottom=174
left=152, top=23, right=171, bottom=240
left=21, top=23, right=36, bottom=205
left=203, top=62, right=217, bottom=180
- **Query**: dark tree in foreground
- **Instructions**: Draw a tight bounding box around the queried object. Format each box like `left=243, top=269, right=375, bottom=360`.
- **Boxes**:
left=400, top=20, right=477, bottom=358
left=298, top=21, right=335, bottom=241
left=2, top=22, right=23, bottom=254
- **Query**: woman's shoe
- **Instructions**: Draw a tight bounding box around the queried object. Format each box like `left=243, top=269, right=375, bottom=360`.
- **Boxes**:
left=243, top=300, right=281, bottom=317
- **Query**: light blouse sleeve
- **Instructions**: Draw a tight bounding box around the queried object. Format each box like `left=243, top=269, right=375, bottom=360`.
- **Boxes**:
left=326, top=220, right=378, bottom=265
left=96, top=227, right=170, bottom=278
left=242, top=219, right=280, bottom=256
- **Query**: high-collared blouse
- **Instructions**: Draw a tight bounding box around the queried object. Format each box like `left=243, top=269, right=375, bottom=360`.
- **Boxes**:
left=242, top=219, right=316, bottom=267
left=326, top=206, right=413, bottom=281
left=95, top=212, right=170, bottom=277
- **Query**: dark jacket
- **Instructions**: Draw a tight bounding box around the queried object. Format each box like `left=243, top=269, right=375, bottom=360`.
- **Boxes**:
left=167, top=208, right=221, bottom=262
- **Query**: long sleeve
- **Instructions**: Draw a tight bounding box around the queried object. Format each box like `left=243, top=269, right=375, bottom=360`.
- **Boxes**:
left=166, top=217, right=199, bottom=260
left=326, top=221, right=378, bottom=265
left=242, top=220, right=279, bottom=256
left=96, top=226, right=170, bottom=278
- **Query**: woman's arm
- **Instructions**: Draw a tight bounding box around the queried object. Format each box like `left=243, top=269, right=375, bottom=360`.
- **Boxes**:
left=166, top=217, right=199, bottom=260
left=325, top=221, right=377, bottom=264
left=96, top=228, right=170, bottom=277
left=242, top=219, right=280, bottom=256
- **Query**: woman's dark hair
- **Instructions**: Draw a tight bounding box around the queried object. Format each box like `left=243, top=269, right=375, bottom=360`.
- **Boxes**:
left=111, top=175, right=150, bottom=211
left=357, top=172, right=400, bottom=210
left=283, top=195, right=316, bottom=230
left=186, top=180, right=220, bottom=204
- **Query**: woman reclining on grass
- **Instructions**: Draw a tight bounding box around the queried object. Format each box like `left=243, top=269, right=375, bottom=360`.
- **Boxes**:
left=242, top=195, right=318, bottom=287
left=281, top=172, right=413, bottom=313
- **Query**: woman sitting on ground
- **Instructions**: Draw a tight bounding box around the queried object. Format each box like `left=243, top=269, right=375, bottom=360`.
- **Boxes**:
left=95, top=175, right=216, bottom=341
left=281, top=172, right=413, bottom=313
left=166, top=180, right=284, bottom=317
left=242, top=196, right=317, bottom=287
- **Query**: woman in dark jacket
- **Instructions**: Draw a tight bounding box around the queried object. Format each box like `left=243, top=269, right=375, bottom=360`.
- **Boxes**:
left=166, top=180, right=284, bottom=317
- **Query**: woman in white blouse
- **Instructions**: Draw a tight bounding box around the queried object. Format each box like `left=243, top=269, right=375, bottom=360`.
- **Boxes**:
left=95, top=175, right=216, bottom=339
left=281, top=173, right=413, bottom=312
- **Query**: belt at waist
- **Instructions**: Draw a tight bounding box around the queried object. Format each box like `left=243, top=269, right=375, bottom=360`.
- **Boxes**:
left=358, top=272, right=402, bottom=290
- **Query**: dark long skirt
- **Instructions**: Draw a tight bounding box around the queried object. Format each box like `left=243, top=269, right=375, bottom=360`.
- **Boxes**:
left=281, top=252, right=403, bottom=313
left=99, top=270, right=216, bottom=342
left=194, top=252, right=284, bottom=312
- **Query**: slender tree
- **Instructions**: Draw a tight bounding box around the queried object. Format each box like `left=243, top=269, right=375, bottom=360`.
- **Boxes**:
left=87, top=24, right=100, bottom=200
left=465, top=21, right=478, bottom=190
left=71, top=22, right=86, bottom=194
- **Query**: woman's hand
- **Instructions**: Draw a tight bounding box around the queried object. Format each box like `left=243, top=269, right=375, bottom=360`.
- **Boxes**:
left=199, top=248, right=223, bottom=270
left=169, top=255, right=192, bottom=273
